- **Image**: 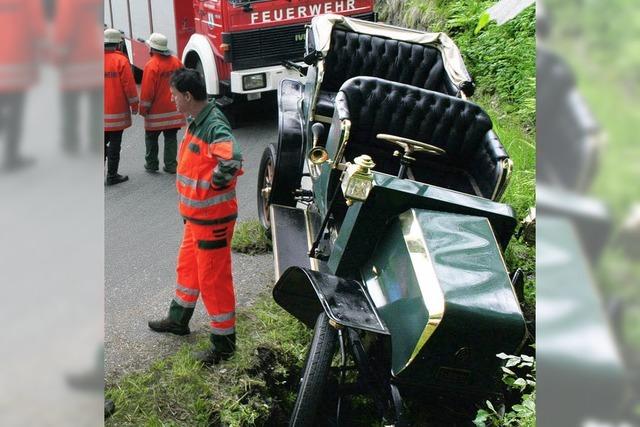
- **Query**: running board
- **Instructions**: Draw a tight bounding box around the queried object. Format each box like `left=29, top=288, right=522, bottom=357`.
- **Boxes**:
left=270, top=204, right=320, bottom=279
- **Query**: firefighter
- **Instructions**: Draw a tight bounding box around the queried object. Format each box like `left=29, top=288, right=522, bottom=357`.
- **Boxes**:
left=53, top=0, right=103, bottom=155
left=139, top=33, right=186, bottom=173
left=148, top=68, right=243, bottom=366
left=0, top=0, right=45, bottom=171
left=103, top=28, right=138, bottom=185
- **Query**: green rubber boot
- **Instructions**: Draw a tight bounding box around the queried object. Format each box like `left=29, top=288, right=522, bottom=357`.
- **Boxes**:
left=193, top=333, right=236, bottom=366
left=148, top=300, right=194, bottom=336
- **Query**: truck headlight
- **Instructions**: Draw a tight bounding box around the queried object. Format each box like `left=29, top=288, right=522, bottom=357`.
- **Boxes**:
left=341, top=155, right=375, bottom=206
left=242, top=73, right=266, bottom=91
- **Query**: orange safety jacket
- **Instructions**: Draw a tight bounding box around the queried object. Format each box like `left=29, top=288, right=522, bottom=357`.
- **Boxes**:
left=139, top=54, right=186, bottom=131
left=177, top=102, right=243, bottom=223
left=104, top=49, right=139, bottom=131
left=53, top=0, right=103, bottom=90
left=0, top=0, right=45, bottom=93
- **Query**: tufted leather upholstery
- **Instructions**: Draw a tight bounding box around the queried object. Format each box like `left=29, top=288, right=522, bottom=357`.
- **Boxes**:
left=315, top=29, right=460, bottom=119
left=331, top=77, right=508, bottom=200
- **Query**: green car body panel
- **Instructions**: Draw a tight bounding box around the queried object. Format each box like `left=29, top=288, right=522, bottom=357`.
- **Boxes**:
left=361, top=209, right=526, bottom=392
left=321, top=174, right=525, bottom=392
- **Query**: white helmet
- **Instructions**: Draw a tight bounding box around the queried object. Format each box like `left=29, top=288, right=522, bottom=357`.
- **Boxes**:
left=146, top=33, right=170, bottom=53
left=104, top=28, right=122, bottom=44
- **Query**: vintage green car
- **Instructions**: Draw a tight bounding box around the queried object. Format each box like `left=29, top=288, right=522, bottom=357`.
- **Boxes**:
left=257, top=15, right=528, bottom=425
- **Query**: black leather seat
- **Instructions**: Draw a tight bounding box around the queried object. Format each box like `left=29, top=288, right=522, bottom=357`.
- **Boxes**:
left=330, top=77, right=509, bottom=200
left=315, top=28, right=460, bottom=120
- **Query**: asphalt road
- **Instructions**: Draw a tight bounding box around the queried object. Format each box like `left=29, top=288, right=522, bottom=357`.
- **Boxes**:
left=105, top=97, right=278, bottom=384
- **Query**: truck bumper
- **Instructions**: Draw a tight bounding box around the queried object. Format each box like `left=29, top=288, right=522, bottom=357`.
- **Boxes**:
left=230, top=63, right=306, bottom=95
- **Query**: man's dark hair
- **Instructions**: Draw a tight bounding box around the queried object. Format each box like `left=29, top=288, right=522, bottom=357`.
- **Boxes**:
left=170, top=68, right=207, bottom=101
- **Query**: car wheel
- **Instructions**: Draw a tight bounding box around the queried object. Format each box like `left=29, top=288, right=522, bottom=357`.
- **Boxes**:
left=289, top=313, right=338, bottom=427
left=257, top=143, right=277, bottom=234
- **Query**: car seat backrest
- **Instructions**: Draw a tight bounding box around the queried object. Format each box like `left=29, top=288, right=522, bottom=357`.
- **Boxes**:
left=321, top=29, right=459, bottom=97
left=335, top=77, right=492, bottom=166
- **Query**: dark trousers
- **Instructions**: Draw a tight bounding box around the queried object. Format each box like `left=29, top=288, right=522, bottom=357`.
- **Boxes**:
left=145, top=128, right=178, bottom=171
left=0, top=92, right=26, bottom=165
left=104, top=130, right=124, bottom=177
left=62, top=89, right=102, bottom=154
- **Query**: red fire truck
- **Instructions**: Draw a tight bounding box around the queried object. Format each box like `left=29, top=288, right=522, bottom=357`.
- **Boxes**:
left=104, top=0, right=374, bottom=102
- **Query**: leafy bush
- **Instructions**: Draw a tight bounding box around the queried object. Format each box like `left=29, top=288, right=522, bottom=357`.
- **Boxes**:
left=474, top=352, right=536, bottom=426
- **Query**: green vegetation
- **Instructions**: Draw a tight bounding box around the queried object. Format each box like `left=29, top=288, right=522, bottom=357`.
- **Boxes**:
left=474, top=352, right=536, bottom=427
left=231, top=220, right=272, bottom=255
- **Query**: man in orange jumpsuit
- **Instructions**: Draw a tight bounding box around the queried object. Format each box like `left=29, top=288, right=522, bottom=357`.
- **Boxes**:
left=149, top=68, right=243, bottom=365
left=139, top=33, right=186, bottom=173
left=103, top=28, right=138, bottom=185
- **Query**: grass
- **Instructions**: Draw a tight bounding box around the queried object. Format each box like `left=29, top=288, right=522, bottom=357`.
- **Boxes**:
left=106, top=295, right=311, bottom=426
left=231, top=220, right=272, bottom=255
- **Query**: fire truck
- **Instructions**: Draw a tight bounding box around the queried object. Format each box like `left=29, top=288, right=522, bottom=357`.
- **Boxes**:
left=104, top=0, right=375, bottom=103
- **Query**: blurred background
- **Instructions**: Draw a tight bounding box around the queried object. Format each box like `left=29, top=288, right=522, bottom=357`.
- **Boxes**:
left=538, top=0, right=640, bottom=425
left=0, top=0, right=103, bottom=424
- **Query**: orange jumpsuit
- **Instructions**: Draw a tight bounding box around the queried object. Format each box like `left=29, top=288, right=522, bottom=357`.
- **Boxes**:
left=173, top=102, right=243, bottom=337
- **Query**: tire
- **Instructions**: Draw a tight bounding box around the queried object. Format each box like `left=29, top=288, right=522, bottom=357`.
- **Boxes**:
left=195, top=59, right=204, bottom=82
left=257, top=144, right=277, bottom=234
left=289, top=313, right=338, bottom=427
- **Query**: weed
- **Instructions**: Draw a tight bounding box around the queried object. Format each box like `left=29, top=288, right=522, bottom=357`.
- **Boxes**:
left=474, top=352, right=536, bottom=427
left=231, top=220, right=272, bottom=255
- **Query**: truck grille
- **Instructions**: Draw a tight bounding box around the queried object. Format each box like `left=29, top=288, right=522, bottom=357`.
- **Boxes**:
left=227, top=13, right=375, bottom=71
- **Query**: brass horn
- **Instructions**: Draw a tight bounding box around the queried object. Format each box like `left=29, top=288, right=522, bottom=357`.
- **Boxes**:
left=308, top=122, right=329, bottom=165
left=308, top=146, right=329, bottom=164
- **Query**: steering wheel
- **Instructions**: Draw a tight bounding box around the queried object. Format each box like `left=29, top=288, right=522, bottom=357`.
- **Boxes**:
left=376, top=133, right=446, bottom=156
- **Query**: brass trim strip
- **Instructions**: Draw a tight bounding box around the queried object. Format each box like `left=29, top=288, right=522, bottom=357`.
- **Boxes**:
left=492, top=157, right=513, bottom=201
left=332, top=119, right=351, bottom=169
left=314, top=114, right=333, bottom=124
left=270, top=205, right=282, bottom=280
left=309, top=61, right=325, bottom=122
left=397, top=210, right=445, bottom=374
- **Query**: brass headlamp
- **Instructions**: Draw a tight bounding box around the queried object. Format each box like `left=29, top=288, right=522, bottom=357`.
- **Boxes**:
left=341, top=155, right=375, bottom=206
